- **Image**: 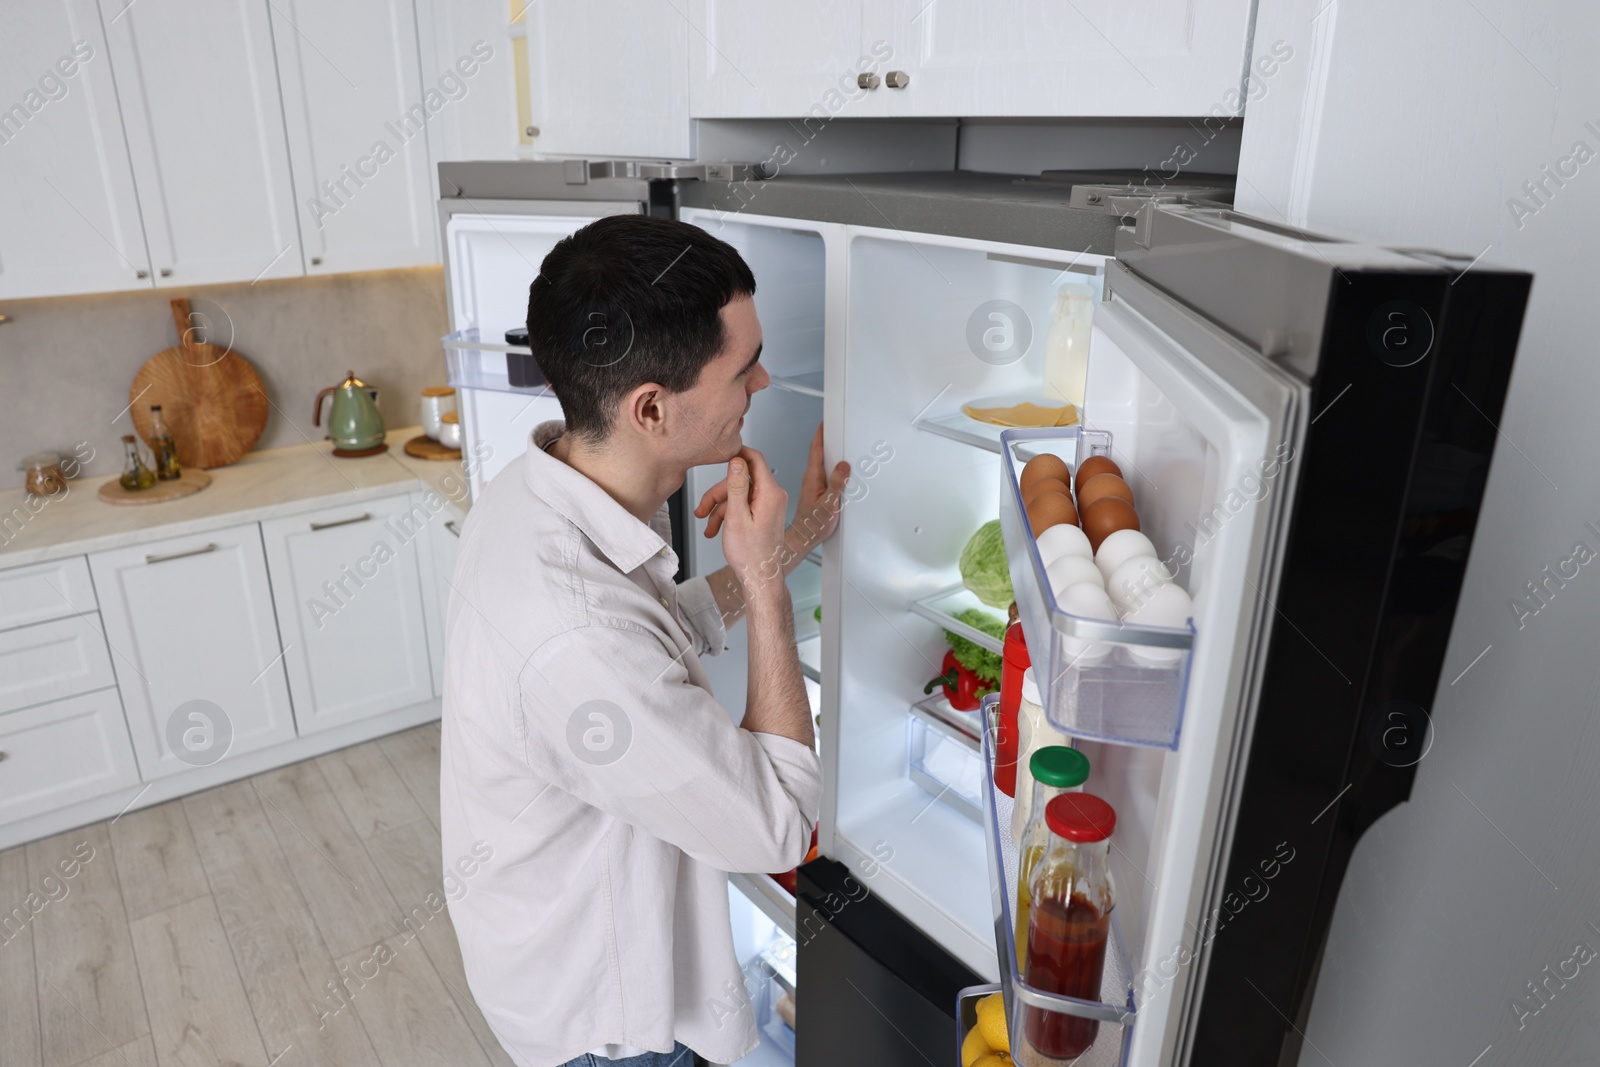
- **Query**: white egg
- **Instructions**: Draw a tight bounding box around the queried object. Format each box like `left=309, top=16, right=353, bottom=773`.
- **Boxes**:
left=1058, top=582, right=1117, bottom=667
left=1036, top=523, right=1093, bottom=569
left=1047, top=554, right=1104, bottom=599
left=1094, top=528, right=1158, bottom=584
left=1124, top=582, right=1193, bottom=667
left=1107, top=555, right=1175, bottom=615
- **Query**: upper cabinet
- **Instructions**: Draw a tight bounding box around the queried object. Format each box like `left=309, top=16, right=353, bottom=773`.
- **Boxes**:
left=274, top=0, right=439, bottom=273
left=686, top=1, right=869, bottom=119
left=101, top=0, right=304, bottom=287
left=525, top=0, right=691, bottom=159
left=0, top=0, right=151, bottom=298
left=683, top=0, right=1257, bottom=121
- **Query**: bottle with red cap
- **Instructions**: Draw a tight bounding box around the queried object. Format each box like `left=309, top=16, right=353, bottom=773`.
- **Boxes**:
left=993, top=618, right=1030, bottom=796
left=1024, top=792, right=1117, bottom=1060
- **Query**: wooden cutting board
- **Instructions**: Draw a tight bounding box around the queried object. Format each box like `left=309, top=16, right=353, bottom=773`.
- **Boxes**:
left=98, top=468, right=213, bottom=506
left=129, top=299, right=269, bottom=469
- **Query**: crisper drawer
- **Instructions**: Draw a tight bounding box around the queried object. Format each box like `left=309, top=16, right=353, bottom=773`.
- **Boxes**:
left=0, top=614, right=117, bottom=715
left=0, top=555, right=98, bottom=632
left=0, top=688, right=141, bottom=827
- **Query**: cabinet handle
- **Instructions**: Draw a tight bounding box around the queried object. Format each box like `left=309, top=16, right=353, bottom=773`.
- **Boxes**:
left=159, top=268, right=172, bottom=277
left=856, top=72, right=880, bottom=90
left=885, top=71, right=910, bottom=88
left=136, top=270, right=149, bottom=279
left=310, top=512, right=372, bottom=532
left=444, top=520, right=461, bottom=538
left=311, top=257, right=322, bottom=266
left=146, top=543, right=218, bottom=565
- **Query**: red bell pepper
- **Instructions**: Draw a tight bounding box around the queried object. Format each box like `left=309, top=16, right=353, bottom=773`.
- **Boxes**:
left=925, top=649, right=989, bottom=711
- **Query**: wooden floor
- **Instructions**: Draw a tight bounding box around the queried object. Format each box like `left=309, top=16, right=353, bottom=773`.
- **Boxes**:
left=0, top=722, right=518, bottom=1067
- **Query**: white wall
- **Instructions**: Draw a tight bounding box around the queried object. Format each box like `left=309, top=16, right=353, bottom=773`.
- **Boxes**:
left=1236, top=2, right=1600, bottom=1065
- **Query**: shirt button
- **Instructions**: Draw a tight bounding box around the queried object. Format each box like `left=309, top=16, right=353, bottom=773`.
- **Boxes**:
left=660, top=596, right=669, bottom=607
left=658, top=547, right=670, bottom=558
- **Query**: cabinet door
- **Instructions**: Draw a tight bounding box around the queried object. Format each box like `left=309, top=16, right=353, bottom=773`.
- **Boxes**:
left=868, top=0, right=1257, bottom=118
left=0, top=0, right=151, bottom=298
left=261, top=495, right=434, bottom=734
left=415, top=497, right=465, bottom=699
left=525, top=0, right=690, bottom=158
left=0, top=689, right=140, bottom=827
left=687, top=0, right=868, bottom=118
left=89, top=522, right=296, bottom=781
left=274, top=0, right=438, bottom=273
left=101, top=0, right=302, bottom=286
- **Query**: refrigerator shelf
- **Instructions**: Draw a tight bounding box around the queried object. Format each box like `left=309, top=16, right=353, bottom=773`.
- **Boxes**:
left=767, top=371, right=825, bottom=399
left=907, top=702, right=985, bottom=822
left=999, top=427, right=1195, bottom=750
left=980, top=695, right=1137, bottom=1067
left=909, top=586, right=1008, bottom=656
left=909, top=692, right=983, bottom=749
left=441, top=329, right=550, bottom=397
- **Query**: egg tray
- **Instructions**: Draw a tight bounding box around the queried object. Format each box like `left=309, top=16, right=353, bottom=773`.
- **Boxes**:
left=998, top=427, right=1195, bottom=750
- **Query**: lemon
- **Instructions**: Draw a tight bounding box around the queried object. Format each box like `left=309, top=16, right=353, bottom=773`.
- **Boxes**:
left=975, top=993, right=1009, bottom=1053
left=973, top=1054, right=1012, bottom=1067
left=961, top=1024, right=991, bottom=1067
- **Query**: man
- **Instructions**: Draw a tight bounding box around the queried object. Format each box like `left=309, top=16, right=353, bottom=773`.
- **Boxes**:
left=440, top=214, right=848, bottom=1067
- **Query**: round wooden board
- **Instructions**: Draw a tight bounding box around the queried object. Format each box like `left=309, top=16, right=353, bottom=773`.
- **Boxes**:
left=403, top=434, right=462, bottom=461
left=98, top=468, right=213, bottom=506
left=129, top=299, right=270, bottom=469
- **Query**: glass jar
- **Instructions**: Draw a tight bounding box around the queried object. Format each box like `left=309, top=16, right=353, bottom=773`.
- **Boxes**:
left=1025, top=792, right=1117, bottom=1060
left=1013, top=746, right=1090, bottom=968
left=18, top=452, right=67, bottom=497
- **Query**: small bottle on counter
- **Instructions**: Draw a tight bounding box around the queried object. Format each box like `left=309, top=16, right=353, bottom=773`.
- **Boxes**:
left=148, top=405, right=180, bottom=480
left=119, top=434, right=155, bottom=491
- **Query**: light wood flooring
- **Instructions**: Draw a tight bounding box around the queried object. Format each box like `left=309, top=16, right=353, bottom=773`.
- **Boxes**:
left=0, top=721, right=519, bottom=1067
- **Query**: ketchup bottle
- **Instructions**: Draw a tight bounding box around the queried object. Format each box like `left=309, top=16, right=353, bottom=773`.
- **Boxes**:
left=994, top=618, right=1030, bottom=797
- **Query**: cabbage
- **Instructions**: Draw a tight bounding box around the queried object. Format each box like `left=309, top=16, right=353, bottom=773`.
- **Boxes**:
left=959, top=520, right=1014, bottom=609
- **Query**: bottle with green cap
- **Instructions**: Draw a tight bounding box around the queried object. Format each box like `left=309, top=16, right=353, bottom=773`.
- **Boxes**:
left=1012, top=745, right=1090, bottom=969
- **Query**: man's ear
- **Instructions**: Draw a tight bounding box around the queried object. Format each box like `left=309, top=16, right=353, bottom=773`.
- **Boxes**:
left=624, top=382, right=668, bottom=438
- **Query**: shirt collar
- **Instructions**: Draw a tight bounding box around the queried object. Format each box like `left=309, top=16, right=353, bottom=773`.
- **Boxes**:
left=523, top=421, right=670, bottom=574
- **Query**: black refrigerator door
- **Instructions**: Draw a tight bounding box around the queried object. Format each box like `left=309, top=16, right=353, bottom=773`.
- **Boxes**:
left=1118, top=208, right=1532, bottom=1065
left=795, top=857, right=983, bottom=1067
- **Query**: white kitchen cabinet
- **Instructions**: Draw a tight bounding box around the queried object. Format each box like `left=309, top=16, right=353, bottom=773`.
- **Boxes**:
left=414, top=496, right=465, bottom=699
left=0, top=614, right=117, bottom=715
left=274, top=0, right=439, bottom=273
left=525, top=0, right=691, bottom=159
left=261, top=495, right=434, bottom=735
left=0, top=555, right=98, bottom=632
left=89, top=523, right=297, bottom=781
left=0, top=689, right=140, bottom=827
left=687, top=0, right=871, bottom=119
left=0, top=0, right=152, bottom=298
left=100, top=0, right=302, bottom=286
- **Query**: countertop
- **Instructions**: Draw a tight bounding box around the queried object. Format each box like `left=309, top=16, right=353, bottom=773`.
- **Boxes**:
left=0, top=426, right=476, bottom=569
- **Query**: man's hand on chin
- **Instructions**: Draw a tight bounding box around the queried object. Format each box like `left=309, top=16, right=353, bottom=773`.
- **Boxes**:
left=693, top=423, right=850, bottom=573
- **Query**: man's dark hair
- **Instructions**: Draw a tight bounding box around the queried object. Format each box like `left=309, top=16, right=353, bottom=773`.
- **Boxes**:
left=526, top=214, right=756, bottom=441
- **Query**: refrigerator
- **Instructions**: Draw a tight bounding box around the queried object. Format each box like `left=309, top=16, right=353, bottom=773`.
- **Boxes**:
left=435, top=161, right=1531, bottom=1067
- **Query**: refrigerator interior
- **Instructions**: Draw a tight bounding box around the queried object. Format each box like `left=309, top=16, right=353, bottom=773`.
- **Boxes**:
left=827, top=218, right=1294, bottom=1045
left=727, top=882, right=799, bottom=1067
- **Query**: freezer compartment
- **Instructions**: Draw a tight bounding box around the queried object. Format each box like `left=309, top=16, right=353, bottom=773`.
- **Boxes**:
left=998, top=427, right=1195, bottom=750
left=980, top=697, right=1136, bottom=1067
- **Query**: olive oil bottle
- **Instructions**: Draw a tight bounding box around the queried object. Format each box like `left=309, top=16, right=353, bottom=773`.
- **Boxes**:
left=119, top=434, right=155, bottom=491
left=149, top=405, right=181, bottom=480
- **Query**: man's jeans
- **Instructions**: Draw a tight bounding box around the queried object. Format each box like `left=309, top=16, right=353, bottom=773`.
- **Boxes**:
left=559, top=1043, right=698, bottom=1067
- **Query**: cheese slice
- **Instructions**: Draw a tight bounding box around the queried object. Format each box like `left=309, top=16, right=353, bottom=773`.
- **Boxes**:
left=960, top=401, right=1080, bottom=428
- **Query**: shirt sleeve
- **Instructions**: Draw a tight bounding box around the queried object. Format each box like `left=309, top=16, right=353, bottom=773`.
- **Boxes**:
left=516, top=622, right=819, bottom=874
left=674, top=573, right=728, bottom=658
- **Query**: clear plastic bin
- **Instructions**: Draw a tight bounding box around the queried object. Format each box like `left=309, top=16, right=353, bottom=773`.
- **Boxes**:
left=906, top=703, right=984, bottom=822
left=998, top=427, right=1195, bottom=750
left=980, top=696, right=1136, bottom=1067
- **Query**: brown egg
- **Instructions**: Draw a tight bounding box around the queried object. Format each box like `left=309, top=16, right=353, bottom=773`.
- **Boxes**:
left=1020, top=454, right=1072, bottom=498
left=1022, top=476, right=1072, bottom=509
left=1077, top=473, right=1135, bottom=512
left=1026, top=490, right=1079, bottom=536
left=1074, top=455, right=1124, bottom=494
left=1081, top=497, right=1139, bottom=552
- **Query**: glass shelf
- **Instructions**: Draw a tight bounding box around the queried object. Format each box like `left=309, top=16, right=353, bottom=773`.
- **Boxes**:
left=979, top=695, right=1137, bottom=1066
left=768, top=371, right=824, bottom=399
left=912, top=409, right=1009, bottom=454
left=909, top=585, right=1008, bottom=655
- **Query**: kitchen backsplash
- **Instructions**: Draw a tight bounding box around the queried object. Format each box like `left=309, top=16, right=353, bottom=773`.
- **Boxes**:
left=0, top=267, right=451, bottom=480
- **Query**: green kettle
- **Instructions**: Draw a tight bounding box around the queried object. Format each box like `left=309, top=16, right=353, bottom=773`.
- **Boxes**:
left=314, top=371, right=386, bottom=453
